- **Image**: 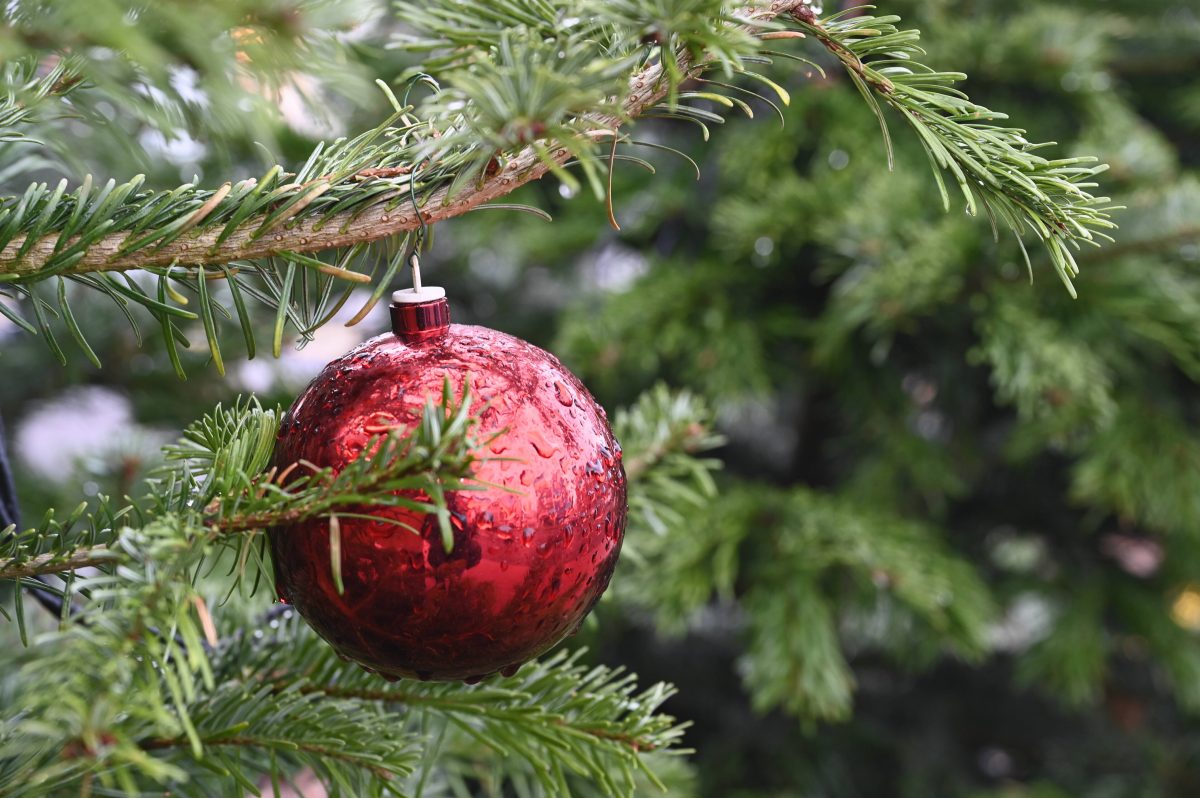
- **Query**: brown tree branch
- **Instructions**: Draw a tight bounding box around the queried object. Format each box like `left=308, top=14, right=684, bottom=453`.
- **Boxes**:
left=0, top=0, right=808, bottom=279
left=0, top=545, right=112, bottom=580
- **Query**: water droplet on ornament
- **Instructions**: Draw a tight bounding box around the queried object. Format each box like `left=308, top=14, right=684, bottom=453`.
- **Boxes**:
left=554, top=382, right=574, bottom=407
left=500, top=663, right=521, bottom=678
left=464, top=674, right=484, bottom=685
left=528, top=430, right=557, bottom=458
left=380, top=672, right=400, bottom=683
left=586, top=460, right=603, bottom=475
left=523, top=527, right=536, bottom=542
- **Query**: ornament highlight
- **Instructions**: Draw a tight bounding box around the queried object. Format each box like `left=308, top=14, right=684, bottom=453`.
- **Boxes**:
left=269, top=287, right=626, bottom=681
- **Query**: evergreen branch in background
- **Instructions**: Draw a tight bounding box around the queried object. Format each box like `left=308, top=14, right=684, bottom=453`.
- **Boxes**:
left=791, top=6, right=1117, bottom=297
left=1016, top=585, right=1107, bottom=707
left=743, top=571, right=855, bottom=722
left=619, top=385, right=724, bottom=483
left=1071, top=403, right=1200, bottom=535
left=613, top=385, right=724, bottom=563
left=973, top=294, right=1117, bottom=440
left=743, top=489, right=993, bottom=719
left=0, top=58, right=83, bottom=145
left=626, top=485, right=995, bottom=721
left=0, top=0, right=374, bottom=154
left=1083, top=176, right=1200, bottom=264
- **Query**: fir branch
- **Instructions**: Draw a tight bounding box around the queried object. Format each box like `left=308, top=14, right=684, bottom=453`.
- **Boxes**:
left=186, top=383, right=488, bottom=559
left=0, top=517, right=217, bottom=793
left=0, top=498, right=135, bottom=588
left=0, top=544, right=112, bottom=581
left=225, top=624, right=689, bottom=797
left=626, top=484, right=995, bottom=720
left=0, top=58, right=83, bottom=144
left=0, top=1, right=1116, bottom=372
left=142, top=736, right=396, bottom=776
left=619, top=386, right=723, bottom=481
left=0, top=0, right=807, bottom=281
left=790, top=7, right=1116, bottom=296
left=0, top=387, right=486, bottom=584
left=614, top=385, right=724, bottom=546
left=0, top=386, right=493, bottom=795
left=743, top=571, right=854, bottom=721
left=292, top=683, right=666, bottom=755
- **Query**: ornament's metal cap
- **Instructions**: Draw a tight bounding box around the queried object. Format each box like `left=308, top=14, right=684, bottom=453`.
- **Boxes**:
left=391, top=287, right=446, bottom=304
left=390, top=289, right=450, bottom=343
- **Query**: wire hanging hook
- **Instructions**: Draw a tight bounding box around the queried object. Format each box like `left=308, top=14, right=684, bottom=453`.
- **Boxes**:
left=396, top=72, right=439, bottom=294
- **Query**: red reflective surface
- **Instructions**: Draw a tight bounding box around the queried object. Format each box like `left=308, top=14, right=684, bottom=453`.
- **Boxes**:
left=269, top=322, right=626, bottom=681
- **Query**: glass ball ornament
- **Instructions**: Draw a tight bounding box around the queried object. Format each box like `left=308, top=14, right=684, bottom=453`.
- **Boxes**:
left=268, top=287, right=626, bottom=682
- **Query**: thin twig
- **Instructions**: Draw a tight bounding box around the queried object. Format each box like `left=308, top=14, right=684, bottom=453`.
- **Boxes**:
left=291, top=684, right=662, bottom=753
left=140, top=736, right=397, bottom=780
left=623, top=423, right=708, bottom=481
left=0, top=545, right=111, bottom=580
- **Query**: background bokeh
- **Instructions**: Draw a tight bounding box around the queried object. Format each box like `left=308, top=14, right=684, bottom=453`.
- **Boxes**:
left=5, top=1, right=1200, bottom=795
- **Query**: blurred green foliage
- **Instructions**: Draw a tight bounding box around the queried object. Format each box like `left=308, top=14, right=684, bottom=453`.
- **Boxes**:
left=4, top=0, right=1200, bottom=795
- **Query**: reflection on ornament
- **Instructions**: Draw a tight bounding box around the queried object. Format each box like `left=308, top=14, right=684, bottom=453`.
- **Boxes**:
left=269, top=285, right=627, bottom=681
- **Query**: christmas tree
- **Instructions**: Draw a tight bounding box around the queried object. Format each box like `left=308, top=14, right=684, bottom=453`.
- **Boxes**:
left=6, top=0, right=1195, bottom=794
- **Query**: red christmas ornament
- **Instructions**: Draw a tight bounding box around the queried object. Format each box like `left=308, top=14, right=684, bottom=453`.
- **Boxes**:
left=268, top=285, right=626, bottom=682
